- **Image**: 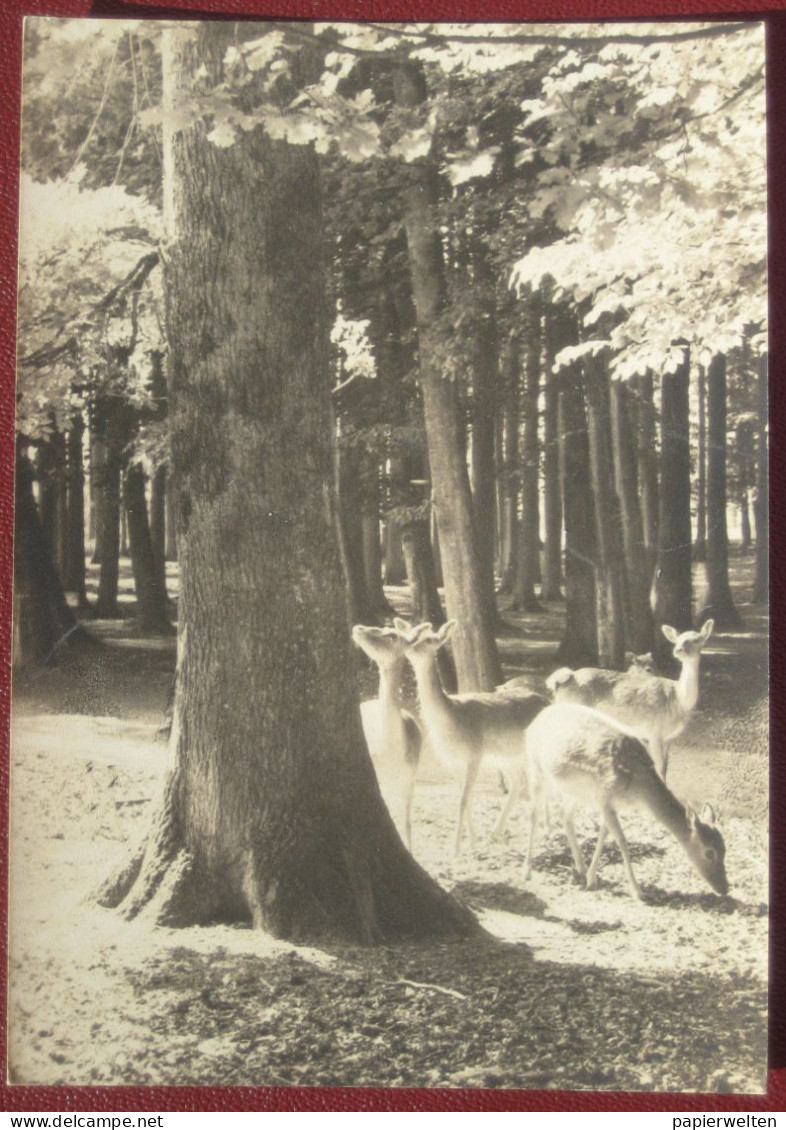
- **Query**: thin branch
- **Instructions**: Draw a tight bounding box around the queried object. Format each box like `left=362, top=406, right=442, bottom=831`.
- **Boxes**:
left=19, top=251, right=160, bottom=370
left=395, top=978, right=468, bottom=1001
left=69, top=38, right=121, bottom=176
left=363, top=19, right=756, bottom=49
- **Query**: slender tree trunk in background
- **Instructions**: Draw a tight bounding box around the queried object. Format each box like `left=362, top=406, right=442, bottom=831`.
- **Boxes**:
left=611, top=380, right=653, bottom=654
left=469, top=252, right=500, bottom=627
left=120, top=503, right=129, bottom=557
left=494, top=414, right=505, bottom=580
left=634, top=371, right=659, bottom=565
left=38, top=428, right=67, bottom=576
left=701, top=354, right=742, bottom=629
left=361, top=460, right=394, bottom=618
left=13, top=444, right=94, bottom=668
left=99, top=23, right=475, bottom=943
left=336, top=442, right=379, bottom=627
left=63, top=411, right=89, bottom=608
left=584, top=355, right=627, bottom=668
left=90, top=431, right=104, bottom=564
left=93, top=406, right=123, bottom=619
left=498, top=334, right=520, bottom=594
left=383, top=518, right=406, bottom=584
left=753, top=352, right=768, bottom=603
left=165, top=474, right=178, bottom=561
left=541, top=310, right=563, bottom=602
left=401, top=518, right=457, bottom=693
left=736, top=420, right=753, bottom=551
left=695, top=363, right=707, bottom=563
left=557, top=357, right=598, bottom=667
left=124, top=463, right=174, bottom=636
left=512, top=316, right=541, bottom=611
left=150, top=464, right=170, bottom=606
left=654, top=353, right=693, bottom=656
left=393, top=63, right=500, bottom=691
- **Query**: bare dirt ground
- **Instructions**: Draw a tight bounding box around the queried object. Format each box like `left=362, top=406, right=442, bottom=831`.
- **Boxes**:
left=7, top=555, right=768, bottom=1094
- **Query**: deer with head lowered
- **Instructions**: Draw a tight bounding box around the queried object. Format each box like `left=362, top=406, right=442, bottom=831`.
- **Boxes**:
left=395, top=618, right=548, bottom=856
left=524, top=702, right=729, bottom=900
left=353, top=624, right=423, bottom=852
left=546, top=620, right=714, bottom=781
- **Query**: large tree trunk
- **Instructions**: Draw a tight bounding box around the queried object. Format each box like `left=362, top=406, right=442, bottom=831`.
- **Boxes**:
left=654, top=353, right=694, bottom=653
left=124, top=463, right=174, bottom=636
left=541, top=309, right=563, bottom=602
left=700, top=354, right=742, bottom=629
left=611, top=380, right=653, bottom=654
left=584, top=355, right=628, bottom=668
left=512, top=314, right=541, bottom=612
left=63, top=411, right=89, bottom=609
left=393, top=63, right=500, bottom=691
left=99, top=23, right=475, bottom=944
left=13, top=445, right=94, bottom=668
left=554, top=314, right=597, bottom=666
left=753, top=352, right=768, bottom=603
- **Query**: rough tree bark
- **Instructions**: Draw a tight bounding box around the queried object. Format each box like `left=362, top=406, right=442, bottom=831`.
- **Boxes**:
left=393, top=63, right=501, bottom=691
left=654, top=352, right=694, bottom=655
left=124, top=464, right=174, bottom=636
left=98, top=23, right=476, bottom=943
left=700, top=354, right=742, bottom=629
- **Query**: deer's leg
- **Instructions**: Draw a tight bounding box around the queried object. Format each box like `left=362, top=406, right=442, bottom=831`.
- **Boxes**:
left=524, top=795, right=541, bottom=880
left=585, top=822, right=608, bottom=890
left=602, top=804, right=642, bottom=900
left=455, top=755, right=482, bottom=857
left=493, top=765, right=524, bottom=839
left=563, top=809, right=587, bottom=881
left=402, top=772, right=415, bottom=853
left=649, top=734, right=667, bottom=780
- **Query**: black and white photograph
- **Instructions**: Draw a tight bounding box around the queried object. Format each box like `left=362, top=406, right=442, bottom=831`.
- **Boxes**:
left=9, top=17, right=769, bottom=1093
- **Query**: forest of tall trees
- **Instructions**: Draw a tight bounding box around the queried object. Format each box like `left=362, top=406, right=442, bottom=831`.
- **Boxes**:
left=13, top=19, right=767, bottom=940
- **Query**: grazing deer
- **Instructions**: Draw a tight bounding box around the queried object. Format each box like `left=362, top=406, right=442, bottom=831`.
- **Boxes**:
left=395, top=618, right=547, bottom=855
left=353, top=624, right=423, bottom=851
left=524, top=702, right=729, bottom=900
left=546, top=620, right=715, bottom=780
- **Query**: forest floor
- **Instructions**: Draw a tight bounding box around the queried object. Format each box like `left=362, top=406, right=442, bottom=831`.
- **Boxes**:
left=7, top=553, right=769, bottom=1096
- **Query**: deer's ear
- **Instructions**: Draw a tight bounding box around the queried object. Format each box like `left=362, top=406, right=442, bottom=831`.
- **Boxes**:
left=393, top=617, right=411, bottom=636
left=699, top=618, right=715, bottom=643
left=624, top=652, right=636, bottom=665
left=661, top=624, right=680, bottom=645
left=700, top=802, right=717, bottom=826
left=436, top=620, right=457, bottom=645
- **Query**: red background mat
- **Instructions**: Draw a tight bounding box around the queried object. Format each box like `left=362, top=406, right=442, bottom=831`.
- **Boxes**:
left=0, top=0, right=781, bottom=1112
